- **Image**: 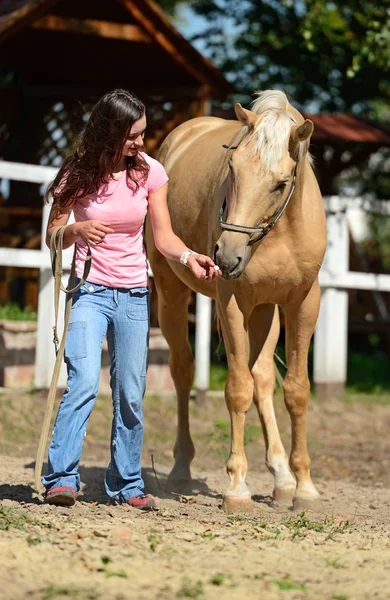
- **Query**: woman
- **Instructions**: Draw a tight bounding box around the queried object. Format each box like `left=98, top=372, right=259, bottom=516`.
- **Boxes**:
left=43, top=89, right=221, bottom=509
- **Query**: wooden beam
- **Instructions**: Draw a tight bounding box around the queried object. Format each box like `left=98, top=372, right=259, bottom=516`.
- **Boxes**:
left=0, top=0, right=60, bottom=44
left=30, top=15, right=152, bottom=43
left=121, top=0, right=211, bottom=87
left=22, top=84, right=208, bottom=100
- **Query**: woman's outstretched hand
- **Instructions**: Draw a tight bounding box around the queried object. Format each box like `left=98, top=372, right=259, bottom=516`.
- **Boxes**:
left=187, top=253, right=222, bottom=281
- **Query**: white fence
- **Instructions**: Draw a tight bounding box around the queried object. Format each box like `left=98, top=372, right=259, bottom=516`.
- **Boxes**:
left=0, top=161, right=73, bottom=388
left=1, top=160, right=390, bottom=396
left=315, top=197, right=390, bottom=397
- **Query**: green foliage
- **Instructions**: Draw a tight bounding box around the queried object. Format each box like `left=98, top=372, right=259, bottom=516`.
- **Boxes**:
left=347, top=351, right=390, bottom=393
left=160, top=1, right=389, bottom=115
left=365, top=212, right=390, bottom=270
left=0, top=303, right=37, bottom=321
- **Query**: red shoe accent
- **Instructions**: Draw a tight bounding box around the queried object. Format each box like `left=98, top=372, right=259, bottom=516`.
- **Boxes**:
left=124, top=494, right=157, bottom=510
left=44, top=486, right=77, bottom=506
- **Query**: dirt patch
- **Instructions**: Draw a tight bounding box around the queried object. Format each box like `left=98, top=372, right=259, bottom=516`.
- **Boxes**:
left=0, top=389, right=389, bottom=600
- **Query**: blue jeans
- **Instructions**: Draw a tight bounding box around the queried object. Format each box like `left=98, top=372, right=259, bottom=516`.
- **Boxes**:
left=42, top=279, right=150, bottom=502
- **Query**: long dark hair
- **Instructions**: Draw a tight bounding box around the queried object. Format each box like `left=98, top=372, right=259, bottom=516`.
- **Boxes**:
left=46, top=89, right=149, bottom=217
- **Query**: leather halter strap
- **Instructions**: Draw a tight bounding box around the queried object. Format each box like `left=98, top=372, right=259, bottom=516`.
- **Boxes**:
left=219, top=142, right=297, bottom=246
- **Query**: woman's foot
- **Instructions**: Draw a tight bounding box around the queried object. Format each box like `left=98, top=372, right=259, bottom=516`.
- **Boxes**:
left=43, top=486, right=77, bottom=506
left=123, top=494, right=157, bottom=511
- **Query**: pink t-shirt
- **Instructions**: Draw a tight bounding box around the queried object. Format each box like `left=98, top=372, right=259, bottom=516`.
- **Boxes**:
left=73, top=153, right=168, bottom=288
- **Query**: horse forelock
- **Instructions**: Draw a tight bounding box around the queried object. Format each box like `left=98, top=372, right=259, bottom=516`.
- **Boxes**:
left=247, top=90, right=308, bottom=171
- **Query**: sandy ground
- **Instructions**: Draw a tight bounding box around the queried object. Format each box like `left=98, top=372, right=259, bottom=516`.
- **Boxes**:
left=0, top=388, right=389, bottom=600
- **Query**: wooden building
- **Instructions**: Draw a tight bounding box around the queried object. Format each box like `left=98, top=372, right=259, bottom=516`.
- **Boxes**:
left=0, top=0, right=233, bottom=309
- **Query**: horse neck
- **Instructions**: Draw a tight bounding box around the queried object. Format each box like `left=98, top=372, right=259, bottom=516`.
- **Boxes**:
left=284, top=158, right=308, bottom=225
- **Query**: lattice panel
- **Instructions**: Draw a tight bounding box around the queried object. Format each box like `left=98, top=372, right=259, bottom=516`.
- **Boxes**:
left=38, top=100, right=95, bottom=167
left=37, top=96, right=199, bottom=165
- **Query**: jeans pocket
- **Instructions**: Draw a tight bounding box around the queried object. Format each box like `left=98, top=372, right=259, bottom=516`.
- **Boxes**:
left=64, top=321, right=87, bottom=361
left=126, top=287, right=150, bottom=321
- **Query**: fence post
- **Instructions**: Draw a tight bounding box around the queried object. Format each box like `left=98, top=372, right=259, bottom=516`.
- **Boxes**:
left=195, top=293, right=212, bottom=404
left=194, top=96, right=213, bottom=404
left=314, top=200, right=349, bottom=398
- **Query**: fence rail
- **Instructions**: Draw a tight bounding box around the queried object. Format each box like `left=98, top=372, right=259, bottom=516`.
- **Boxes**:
left=0, top=160, right=389, bottom=396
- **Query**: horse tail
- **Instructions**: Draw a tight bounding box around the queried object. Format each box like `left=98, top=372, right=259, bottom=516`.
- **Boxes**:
left=274, top=350, right=287, bottom=389
left=212, top=300, right=224, bottom=361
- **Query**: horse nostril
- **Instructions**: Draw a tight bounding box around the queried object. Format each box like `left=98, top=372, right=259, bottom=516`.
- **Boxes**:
left=213, top=244, right=220, bottom=262
left=230, top=256, right=242, bottom=274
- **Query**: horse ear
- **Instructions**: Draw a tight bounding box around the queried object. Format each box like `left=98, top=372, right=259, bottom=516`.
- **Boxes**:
left=234, top=103, right=258, bottom=129
left=292, top=119, right=314, bottom=142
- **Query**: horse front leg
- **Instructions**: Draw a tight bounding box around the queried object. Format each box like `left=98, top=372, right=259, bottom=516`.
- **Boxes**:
left=282, top=279, right=322, bottom=511
left=249, top=304, right=296, bottom=506
left=217, top=292, right=254, bottom=513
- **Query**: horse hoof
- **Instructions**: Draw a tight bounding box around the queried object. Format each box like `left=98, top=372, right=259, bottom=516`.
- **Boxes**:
left=292, top=495, right=323, bottom=512
left=222, top=495, right=253, bottom=514
left=272, top=486, right=295, bottom=507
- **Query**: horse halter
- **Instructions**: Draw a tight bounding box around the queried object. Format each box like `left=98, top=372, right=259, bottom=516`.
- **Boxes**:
left=219, top=142, right=297, bottom=247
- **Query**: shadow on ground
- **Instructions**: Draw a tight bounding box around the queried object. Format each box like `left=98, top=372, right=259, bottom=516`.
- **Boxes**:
left=0, top=461, right=219, bottom=506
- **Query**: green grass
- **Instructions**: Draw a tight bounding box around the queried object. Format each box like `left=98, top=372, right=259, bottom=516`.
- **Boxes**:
left=209, top=348, right=390, bottom=400
left=346, top=351, right=390, bottom=393
left=41, top=586, right=98, bottom=599
left=210, top=573, right=226, bottom=586
left=0, top=506, right=53, bottom=532
left=99, top=556, right=127, bottom=579
left=176, top=578, right=204, bottom=599
left=282, top=512, right=352, bottom=540
left=147, top=533, right=160, bottom=552
left=272, top=576, right=306, bottom=591
left=209, top=363, right=228, bottom=390
left=325, top=558, right=346, bottom=569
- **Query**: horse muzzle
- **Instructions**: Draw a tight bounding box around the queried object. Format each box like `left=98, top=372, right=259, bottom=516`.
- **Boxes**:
left=214, top=234, right=251, bottom=279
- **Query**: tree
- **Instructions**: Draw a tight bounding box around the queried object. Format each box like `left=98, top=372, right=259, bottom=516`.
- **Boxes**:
left=163, top=0, right=390, bottom=115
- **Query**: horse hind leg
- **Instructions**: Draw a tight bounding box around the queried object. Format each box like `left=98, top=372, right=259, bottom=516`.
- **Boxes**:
left=154, top=266, right=195, bottom=494
left=249, top=304, right=296, bottom=507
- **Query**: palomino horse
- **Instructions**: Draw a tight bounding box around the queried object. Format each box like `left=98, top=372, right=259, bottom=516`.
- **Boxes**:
left=145, top=90, right=327, bottom=512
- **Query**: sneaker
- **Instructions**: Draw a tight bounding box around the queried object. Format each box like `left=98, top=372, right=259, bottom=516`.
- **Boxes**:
left=44, top=486, right=77, bottom=506
left=124, top=494, right=157, bottom=511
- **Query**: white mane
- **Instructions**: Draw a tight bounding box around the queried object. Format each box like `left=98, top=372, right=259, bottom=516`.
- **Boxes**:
left=247, top=90, right=308, bottom=171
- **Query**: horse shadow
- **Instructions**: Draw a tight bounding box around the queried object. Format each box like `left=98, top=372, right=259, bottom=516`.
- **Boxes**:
left=76, top=464, right=220, bottom=504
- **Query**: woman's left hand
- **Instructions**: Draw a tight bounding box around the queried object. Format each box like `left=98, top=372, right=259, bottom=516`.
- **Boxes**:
left=187, top=254, right=222, bottom=281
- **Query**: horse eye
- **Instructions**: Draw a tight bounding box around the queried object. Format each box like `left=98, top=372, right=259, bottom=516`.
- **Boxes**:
left=274, top=182, right=287, bottom=193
